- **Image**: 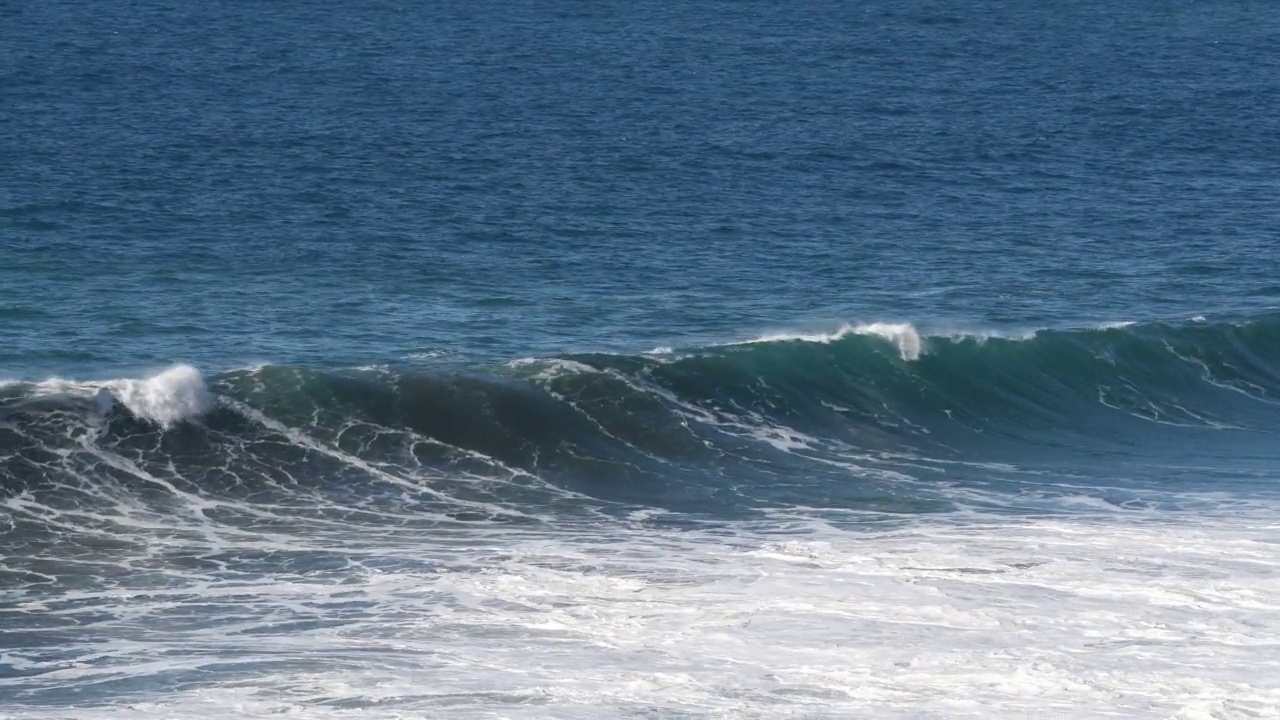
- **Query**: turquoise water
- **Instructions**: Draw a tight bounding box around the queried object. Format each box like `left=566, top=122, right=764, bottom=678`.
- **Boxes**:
left=3, top=1, right=1280, bottom=717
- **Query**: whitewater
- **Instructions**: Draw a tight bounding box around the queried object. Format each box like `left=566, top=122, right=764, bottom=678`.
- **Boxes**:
left=3, top=318, right=1280, bottom=718
left=3, top=516, right=1277, bottom=718
left=7, top=0, right=1280, bottom=714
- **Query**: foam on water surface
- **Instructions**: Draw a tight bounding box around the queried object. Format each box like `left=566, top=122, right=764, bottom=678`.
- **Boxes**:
left=733, top=322, right=924, bottom=360
left=6, top=0, right=1280, bottom=715
left=1, top=510, right=1277, bottom=719
left=3, top=343, right=1273, bottom=717
left=104, top=364, right=213, bottom=428
left=3, top=365, right=214, bottom=429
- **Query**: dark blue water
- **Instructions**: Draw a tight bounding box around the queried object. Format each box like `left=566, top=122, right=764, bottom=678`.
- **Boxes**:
left=5, top=0, right=1279, bottom=372
left=3, top=1, right=1280, bottom=717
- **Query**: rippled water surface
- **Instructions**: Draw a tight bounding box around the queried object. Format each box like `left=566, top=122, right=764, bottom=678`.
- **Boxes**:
left=3, top=0, right=1280, bottom=717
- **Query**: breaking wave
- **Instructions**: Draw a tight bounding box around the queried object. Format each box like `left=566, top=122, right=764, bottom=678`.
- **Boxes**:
left=3, top=314, right=1279, bottom=519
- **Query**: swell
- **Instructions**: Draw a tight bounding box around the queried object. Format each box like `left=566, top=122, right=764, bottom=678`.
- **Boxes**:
left=3, top=315, right=1280, bottom=517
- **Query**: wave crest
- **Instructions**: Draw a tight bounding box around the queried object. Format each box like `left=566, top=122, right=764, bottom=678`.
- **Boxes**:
left=104, top=365, right=213, bottom=428
left=1, top=365, right=213, bottom=428
left=734, top=322, right=924, bottom=360
left=2, top=316, right=1279, bottom=514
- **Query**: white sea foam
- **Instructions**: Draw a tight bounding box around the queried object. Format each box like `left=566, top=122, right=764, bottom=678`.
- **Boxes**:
left=735, top=322, right=924, bottom=360
left=11, top=365, right=214, bottom=428
left=104, top=365, right=213, bottom=428
left=725, top=316, right=1194, bottom=362
left=856, top=322, right=923, bottom=360
left=507, top=357, right=601, bottom=382
left=3, top=509, right=1277, bottom=720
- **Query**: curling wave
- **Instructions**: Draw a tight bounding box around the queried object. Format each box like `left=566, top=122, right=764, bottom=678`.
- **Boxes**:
left=3, top=314, right=1279, bottom=518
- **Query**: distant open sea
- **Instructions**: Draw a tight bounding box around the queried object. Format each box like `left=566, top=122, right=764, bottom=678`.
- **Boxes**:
left=3, top=0, right=1280, bottom=717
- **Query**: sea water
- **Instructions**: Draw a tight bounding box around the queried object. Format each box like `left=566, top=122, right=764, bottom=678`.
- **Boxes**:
left=3, top=1, right=1280, bottom=717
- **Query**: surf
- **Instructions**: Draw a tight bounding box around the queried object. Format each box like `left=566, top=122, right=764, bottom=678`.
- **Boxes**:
left=3, top=314, right=1279, bottom=518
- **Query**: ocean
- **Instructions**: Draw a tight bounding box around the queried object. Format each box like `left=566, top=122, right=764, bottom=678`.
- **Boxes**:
left=3, top=0, right=1280, bottom=717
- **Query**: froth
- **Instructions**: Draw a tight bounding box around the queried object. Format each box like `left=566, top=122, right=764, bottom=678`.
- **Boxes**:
left=737, top=322, right=924, bottom=361
left=7, top=365, right=214, bottom=428
left=854, top=322, right=923, bottom=361
left=105, top=364, right=213, bottom=428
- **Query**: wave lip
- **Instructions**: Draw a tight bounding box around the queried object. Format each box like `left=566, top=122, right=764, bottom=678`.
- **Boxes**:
left=2, top=314, right=1280, bottom=519
left=4, top=364, right=214, bottom=429
left=733, top=322, right=924, bottom=360
left=104, top=364, right=213, bottom=428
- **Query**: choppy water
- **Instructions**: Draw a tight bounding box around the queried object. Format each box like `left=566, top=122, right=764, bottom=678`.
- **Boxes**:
left=3, top=0, right=1280, bottom=717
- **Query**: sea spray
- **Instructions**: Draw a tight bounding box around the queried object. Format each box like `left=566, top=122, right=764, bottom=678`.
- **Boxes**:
left=104, top=364, right=213, bottom=428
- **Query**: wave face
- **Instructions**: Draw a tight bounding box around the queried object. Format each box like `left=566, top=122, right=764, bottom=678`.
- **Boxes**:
left=4, top=315, right=1279, bottom=528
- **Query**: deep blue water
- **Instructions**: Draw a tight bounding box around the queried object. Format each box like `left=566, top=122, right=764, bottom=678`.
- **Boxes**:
left=5, top=0, right=1280, bottom=372
left=3, top=1, right=1280, bottom=716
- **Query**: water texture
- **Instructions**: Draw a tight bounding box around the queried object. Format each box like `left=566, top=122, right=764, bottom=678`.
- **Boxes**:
left=3, top=0, right=1280, bottom=717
